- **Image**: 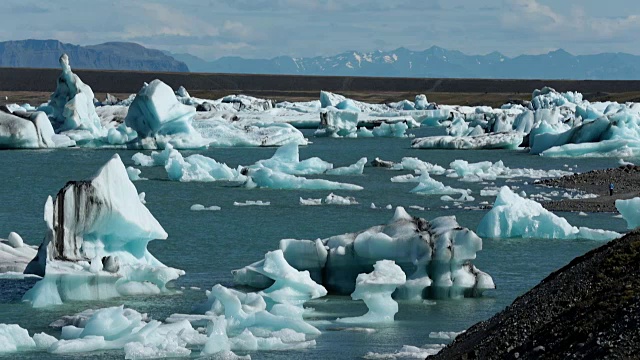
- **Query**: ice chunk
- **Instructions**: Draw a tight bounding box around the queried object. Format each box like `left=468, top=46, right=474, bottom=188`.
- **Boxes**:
left=249, top=142, right=333, bottom=175
left=615, top=197, right=640, bottom=229
left=412, top=132, right=523, bottom=150
left=235, top=207, right=494, bottom=299
left=246, top=167, right=363, bottom=190
left=326, top=157, right=367, bottom=175
left=124, top=79, right=206, bottom=149
left=23, top=154, right=184, bottom=307
left=315, top=108, right=359, bottom=137
left=391, top=157, right=446, bottom=175
left=477, top=187, right=621, bottom=241
left=0, top=233, right=38, bottom=273
left=324, top=193, right=358, bottom=205
left=191, top=204, right=221, bottom=211
left=363, top=344, right=445, bottom=359
left=233, top=200, right=270, bottom=206
left=337, top=260, right=406, bottom=323
left=126, top=166, right=146, bottom=181
left=48, top=54, right=103, bottom=137
left=0, top=110, right=56, bottom=148
left=410, top=173, right=471, bottom=198
left=300, top=197, right=322, bottom=206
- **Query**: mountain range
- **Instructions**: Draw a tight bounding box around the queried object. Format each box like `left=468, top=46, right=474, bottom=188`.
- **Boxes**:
left=0, top=40, right=188, bottom=72
left=1, top=39, right=640, bottom=80
left=172, top=47, right=640, bottom=80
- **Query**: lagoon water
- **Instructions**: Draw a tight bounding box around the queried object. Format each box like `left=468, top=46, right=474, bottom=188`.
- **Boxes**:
left=0, top=127, right=628, bottom=359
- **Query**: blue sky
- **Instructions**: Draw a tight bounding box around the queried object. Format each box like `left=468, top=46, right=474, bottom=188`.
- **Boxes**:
left=2, top=0, right=640, bottom=60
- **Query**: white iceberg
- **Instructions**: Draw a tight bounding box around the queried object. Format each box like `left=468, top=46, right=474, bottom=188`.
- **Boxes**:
left=0, top=109, right=56, bottom=148
left=326, top=157, right=367, bottom=175
left=234, top=207, right=494, bottom=299
left=47, top=54, right=103, bottom=139
left=191, top=204, right=221, bottom=211
left=22, top=154, right=184, bottom=307
left=410, top=173, right=471, bottom=198
left=391, top=157, right=446, bottom=175
left=124, top=79, right=207, bottom=149
left=615, top=197, right=640, bottom=230
left=0, top=232, right=37, bottom=273
left=411, top=132, right=524, bottom=150
left=336, top=260, right=406, bottom=324
left=246, top=167, right=363, bottom=191
left=248, top=142, right=333, bottom=175
left=477, top=187, right=621, bottom=241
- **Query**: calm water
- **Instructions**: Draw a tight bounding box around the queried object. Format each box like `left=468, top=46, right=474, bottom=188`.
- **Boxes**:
left=0, top=127, right=628, bottom=359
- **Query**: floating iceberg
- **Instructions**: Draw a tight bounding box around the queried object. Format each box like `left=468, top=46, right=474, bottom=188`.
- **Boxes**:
left=47, top=54, right=103, bottom=139
left=248, top=142, right=333, bottom=175
left=410, top=173, right=471, bottom=198
left=126, top=166, right=146, bottom=181
left=0, top=233, right=37, bottom=273
left=447, top=160, right=572, bottom=182
left=390, top=157, right=446, bottom=175
left=0, top=108, right=57, bottom=149
left=124, top=79, right=207, bottom=149
left=615, top=197, right=640, bottom=230
left=191, top=204, right=221, bottom=211
left=234, top=207, right=494, bottom=299
left=22, top=154, right=184, bottom=307
left=315, top=108, right=359, bottom=137
left=300, top=193, right=358, bottom=206
left=326, top=157, right=367, bottom=175
left=0, top=324, right=56, bottom=354
left=246, top=167, right=363, bottom=191
left=336, top=260, right=406, bottom=324
left=477, top=187, right=621, bottom=241
left=233, top=200, right=270, bottom=206
left=411, top=132, right=524, bottom=150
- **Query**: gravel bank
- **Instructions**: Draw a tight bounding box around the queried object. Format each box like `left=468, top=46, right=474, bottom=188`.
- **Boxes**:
left=537, top=164, right=640, bottom=213
left=431, top=230, right=640, bottom=360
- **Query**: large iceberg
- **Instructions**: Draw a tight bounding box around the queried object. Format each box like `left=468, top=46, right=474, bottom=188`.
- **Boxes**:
left=0, top=108, right=57, bottom=149
left=234, top=207, right=494, bottom=299
left=477, top=187, right=621, bottom=241
left=245, top=167, right=363, bottom=191
left=124, top=79, right=207, bottom=149
left=615, top=197, right=640, bottom=230
left=22, top=154, right=184, bottom=307
left=336, top=260, right=406, bottom=324
left=47, top=54, right=104, bottom=141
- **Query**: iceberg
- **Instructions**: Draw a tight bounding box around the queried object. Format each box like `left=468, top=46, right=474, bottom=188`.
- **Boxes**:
left=336, top=260, right=406, bottom=324
left=615, top=197, right=640, bottom=230
left=410, top=173, right=471, bottom=198
left=191, top=204, right=221, bottom=211
left=0, top=108, right=56, bottom=148
left=411, top=132, right=524, bottom=150
left=326, top=157, right=367, bottom=175
left=126, top=166, right=146, bottom=181
left=390, top=157, right=446, bottom=175
left=477, top=187, right=621, bottom=241
left=447, top=160, right=572, bottom=182
left=246, top=167, right=363, bottom=191
left=233, top=200, right=270, bottom=206
left=0, top=232, right=37, bottom=273
left=248, top=142, right=333, bottom=175
left=0, top=324, right=55, bottom=353
left=22, top=154, right=184, bottom=307
left=234, top=207, right=494, bottom=299
left=47, top=54, right=103, bottom=139
left=124, top=79, right=207, bottom=149
left=315, top=108, right=359, bottom=137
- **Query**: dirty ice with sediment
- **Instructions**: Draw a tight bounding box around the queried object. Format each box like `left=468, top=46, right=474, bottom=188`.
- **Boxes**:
left=0, top=53, right=633, bottom=359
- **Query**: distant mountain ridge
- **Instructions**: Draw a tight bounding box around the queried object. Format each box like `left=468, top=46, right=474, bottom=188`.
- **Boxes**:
left=0, top=40, right=189, bottom=72
left=172, top=46, right=640, bottom=80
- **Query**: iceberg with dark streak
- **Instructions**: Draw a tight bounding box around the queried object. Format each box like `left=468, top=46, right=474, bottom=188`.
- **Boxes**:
left=22, top=154, right=184, bottom=307
left=233, top=207, right=494, bottom=299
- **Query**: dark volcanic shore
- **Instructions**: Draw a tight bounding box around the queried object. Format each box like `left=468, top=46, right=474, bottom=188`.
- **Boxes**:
left=431, top=230, right=640, bottom=360
left=537, top=164, right=640, bottom=213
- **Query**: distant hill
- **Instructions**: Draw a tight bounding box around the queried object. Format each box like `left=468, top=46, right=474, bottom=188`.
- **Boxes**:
left=0, top=40, right=189, bottom=72
left=172, top=47, right=640, bottom=80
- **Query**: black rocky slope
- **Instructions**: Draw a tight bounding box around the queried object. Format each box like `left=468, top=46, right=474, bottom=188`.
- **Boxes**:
left=432, top=231, right=640, bottom=359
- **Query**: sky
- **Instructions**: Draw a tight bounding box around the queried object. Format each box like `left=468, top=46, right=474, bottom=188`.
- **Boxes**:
left=2, top=0, right=640, bottom=60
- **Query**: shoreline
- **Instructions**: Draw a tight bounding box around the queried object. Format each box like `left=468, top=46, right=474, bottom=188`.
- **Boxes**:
left=538, top=164, right=640, bottom=213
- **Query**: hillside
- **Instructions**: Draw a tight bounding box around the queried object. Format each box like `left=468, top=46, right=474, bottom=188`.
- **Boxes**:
left=431, top=231, right=640, bottom=359
left=0, top=40, right=188, bottom=72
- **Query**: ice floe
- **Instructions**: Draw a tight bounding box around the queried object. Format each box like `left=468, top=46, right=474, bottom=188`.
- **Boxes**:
left=615, top=197, right=640, bottom=230
left=477, top=187, right=621, bottom=241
